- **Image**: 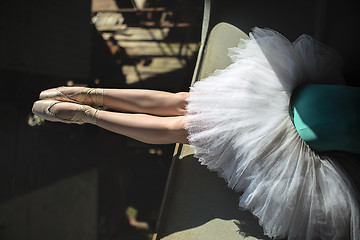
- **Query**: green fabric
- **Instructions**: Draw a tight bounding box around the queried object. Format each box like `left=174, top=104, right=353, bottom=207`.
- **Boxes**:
left=291, top=84, right=360, bottom=154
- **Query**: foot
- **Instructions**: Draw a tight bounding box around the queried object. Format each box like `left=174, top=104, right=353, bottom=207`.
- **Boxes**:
left=39, top=86, right=104, bottom=107
left=32, top=100, right=99, bottom=125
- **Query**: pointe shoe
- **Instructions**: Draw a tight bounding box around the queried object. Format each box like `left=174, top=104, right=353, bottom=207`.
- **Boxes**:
left=32, top=100, right=99, bottom=125
left=39, top=87, right=104, bottom=107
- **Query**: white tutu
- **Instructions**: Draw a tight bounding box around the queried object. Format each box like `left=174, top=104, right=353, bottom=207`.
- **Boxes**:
left=185, top=27, right=359, bottom=239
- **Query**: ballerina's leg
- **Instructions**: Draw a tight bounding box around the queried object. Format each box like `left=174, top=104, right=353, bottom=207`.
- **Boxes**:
left=33, top=100, right=189, bottom=144
left=40, top=87, right=189, bottom=116
left=102, top=89, right=189, bottom=116
left=95, top=110, right=189, bottom=144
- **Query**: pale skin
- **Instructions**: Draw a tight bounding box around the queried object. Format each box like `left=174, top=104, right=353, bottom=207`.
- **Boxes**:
left=46, top=87, right=190, bottom=144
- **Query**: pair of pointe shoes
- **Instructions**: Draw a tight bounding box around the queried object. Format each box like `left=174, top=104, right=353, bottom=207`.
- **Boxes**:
left=32, top=87, right=104, bottom=125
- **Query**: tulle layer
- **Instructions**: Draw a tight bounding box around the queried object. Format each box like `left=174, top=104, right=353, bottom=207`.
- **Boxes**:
left=185, top=27, right=359, bottom=239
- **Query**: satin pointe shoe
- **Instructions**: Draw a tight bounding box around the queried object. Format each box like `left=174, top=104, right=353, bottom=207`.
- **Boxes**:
left=32, top=100, right=99, bottom=125
left=39, top=86, right=104, bottom=107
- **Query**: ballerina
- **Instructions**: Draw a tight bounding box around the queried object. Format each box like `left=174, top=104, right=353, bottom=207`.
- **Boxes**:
left=32, top=27, right=360, bottom=239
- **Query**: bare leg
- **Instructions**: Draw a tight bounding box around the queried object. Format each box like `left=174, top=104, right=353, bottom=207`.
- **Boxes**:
left=96, top=110, right=189, bottom=144
left=102, top=89, right=189, bottom=116
left=49, top=102, right=189, bottom=144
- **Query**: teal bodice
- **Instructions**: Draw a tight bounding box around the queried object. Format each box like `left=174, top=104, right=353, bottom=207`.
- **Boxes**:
left=291, top=84, right=360, bottom=154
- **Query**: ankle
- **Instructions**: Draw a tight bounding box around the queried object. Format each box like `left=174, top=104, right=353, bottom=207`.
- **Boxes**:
left=79, top=88, right=104, bottom=107
left=78, top=105, right=99, bottom=125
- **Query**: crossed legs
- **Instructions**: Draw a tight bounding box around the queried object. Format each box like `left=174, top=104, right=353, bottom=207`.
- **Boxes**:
left=33, top=87, right=190, bottom=144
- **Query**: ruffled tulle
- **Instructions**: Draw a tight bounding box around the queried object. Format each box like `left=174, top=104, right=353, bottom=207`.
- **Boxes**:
left=185, top=27, right=359, bottom=239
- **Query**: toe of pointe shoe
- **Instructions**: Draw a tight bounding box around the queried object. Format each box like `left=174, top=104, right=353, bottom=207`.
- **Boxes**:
left=39, top=88, right=62, bottom=100
left=39, top=87, right=75, bottom=103
left=32, top=100, right=61, bottom=122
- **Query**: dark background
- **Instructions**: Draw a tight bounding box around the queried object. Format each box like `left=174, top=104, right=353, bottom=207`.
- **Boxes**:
left=0, top=0, right=202, bottom=239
